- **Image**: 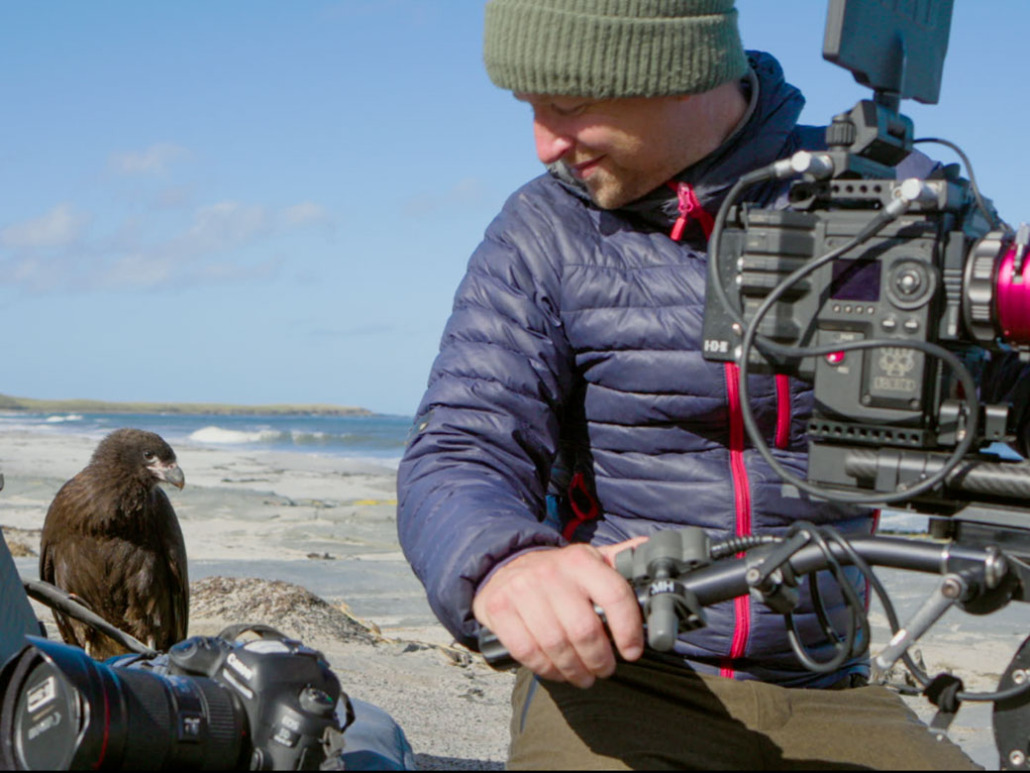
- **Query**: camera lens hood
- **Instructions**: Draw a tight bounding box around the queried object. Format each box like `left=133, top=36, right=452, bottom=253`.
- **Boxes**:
left=0, top=636, right=245, bottom=771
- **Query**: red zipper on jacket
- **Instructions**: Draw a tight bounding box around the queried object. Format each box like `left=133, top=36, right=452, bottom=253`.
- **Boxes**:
left=669, top=181, right=781, bottom=678
left=722, top=362, right=752, bottom=677
left=562, top=472, right=599, bottom=541
left=668, top=181, right=715, bottom=242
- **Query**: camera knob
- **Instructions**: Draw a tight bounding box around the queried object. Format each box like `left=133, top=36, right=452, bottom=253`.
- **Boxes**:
left=963, top=231, right=1007, bottom=344
left=895, top=268, right=923, bottom=296
left=886, top=260, right=936, bottom=310
left=299, top=686, right=336, bottom=717
left=826, top=116, right=856, bottom=148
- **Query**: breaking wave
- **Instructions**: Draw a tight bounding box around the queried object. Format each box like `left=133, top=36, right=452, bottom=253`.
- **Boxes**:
left=2, top=411, right=410, bottom=461
left=189, top=426, right=281, bottom=445
left=186, top=425, right=401, bottom=452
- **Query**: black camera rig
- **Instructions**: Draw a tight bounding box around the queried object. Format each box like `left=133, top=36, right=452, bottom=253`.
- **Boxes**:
left=700, top=0, right=1030, bottom=529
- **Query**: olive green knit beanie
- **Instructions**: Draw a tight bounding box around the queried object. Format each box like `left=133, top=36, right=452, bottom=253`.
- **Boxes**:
left=483, top=0, right=748, bottom=98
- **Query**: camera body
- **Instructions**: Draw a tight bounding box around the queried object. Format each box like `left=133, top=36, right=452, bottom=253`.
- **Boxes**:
left=126, top=632, right=349, bottom=771
left=702, top=167, right=994, bottom=442
left=700, top=157, right=1028, bottom=499
left=1, top=629, right=350, bottom=771
left=700, top=0, right=1030, bottom=513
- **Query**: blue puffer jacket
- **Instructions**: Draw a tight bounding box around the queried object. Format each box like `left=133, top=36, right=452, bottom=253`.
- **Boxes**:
left=398, top=52, right=937, bottom=687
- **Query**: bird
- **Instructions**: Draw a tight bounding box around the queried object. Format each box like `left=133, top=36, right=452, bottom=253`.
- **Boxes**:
left=40, top=428, right=188, bottom=659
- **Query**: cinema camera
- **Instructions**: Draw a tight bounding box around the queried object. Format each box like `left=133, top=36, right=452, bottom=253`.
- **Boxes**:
left=701, top=0, right=1030, bottom=544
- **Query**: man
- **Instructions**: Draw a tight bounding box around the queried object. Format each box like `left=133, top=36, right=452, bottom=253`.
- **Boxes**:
left=398, top=1, right=980, bottom=768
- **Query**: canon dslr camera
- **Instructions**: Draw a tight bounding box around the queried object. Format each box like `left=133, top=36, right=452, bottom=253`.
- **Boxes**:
left=0, top=624, right=351, bottom=770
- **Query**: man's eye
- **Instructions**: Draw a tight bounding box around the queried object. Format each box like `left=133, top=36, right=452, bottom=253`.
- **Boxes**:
left=554, top=102, right=588, bottom=117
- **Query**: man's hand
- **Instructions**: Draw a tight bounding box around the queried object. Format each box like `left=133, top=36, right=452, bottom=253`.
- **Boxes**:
left=472, top=538, right=647, bottom=688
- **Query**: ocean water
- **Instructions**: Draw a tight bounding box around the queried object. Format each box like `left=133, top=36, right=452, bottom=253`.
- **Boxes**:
left=2, top=410, right=1022, bottom=532
left=0, top=411, right=414, bottom=467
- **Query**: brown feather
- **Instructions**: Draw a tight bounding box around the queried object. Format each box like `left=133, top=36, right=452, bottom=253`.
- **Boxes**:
left=40, top=428, right=188, bottom=659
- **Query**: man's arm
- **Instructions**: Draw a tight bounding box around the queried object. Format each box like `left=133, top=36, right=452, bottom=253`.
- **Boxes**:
left=398, top=187, right=574, bottom=643
left=398, top=185, right=648, bottom=685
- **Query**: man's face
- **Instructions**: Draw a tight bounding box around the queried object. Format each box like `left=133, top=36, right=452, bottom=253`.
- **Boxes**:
left=515, top=93, right=698, bottom=210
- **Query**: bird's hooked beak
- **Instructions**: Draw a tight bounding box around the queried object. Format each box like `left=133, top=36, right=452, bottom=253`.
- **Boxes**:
left=151, top=460, right=185, bottom=490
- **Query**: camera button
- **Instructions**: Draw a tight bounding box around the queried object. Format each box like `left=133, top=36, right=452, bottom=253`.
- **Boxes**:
left=881, top=317, right=897, bottom=331
left=273, top=725, right=301, bottom=748
left=178, top=713, right=204, bottom=742
left=904, top=319, right=920, bottom=332
left=300, top=686, right=336, bottom=716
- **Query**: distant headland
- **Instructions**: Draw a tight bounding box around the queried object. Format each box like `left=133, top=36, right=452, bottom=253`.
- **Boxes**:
left=0, top=393, right=373, bottom=417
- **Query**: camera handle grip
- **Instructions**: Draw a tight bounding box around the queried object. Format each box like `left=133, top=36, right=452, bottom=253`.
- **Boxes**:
left=645, top=592, right=679, bottom=651
left=477, top=605, right=608, bottom=669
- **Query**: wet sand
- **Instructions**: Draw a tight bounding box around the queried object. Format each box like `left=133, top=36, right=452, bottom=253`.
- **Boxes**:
left=1, top=428, right=1025, bottom=769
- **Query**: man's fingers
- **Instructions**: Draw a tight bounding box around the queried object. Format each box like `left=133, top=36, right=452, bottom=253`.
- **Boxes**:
left=548, top=590, right=616, bottom=683
left=531, top=600, right=610, bottom=687
left=597, top=536, right=648, bottom=567
left=583, top=567, right=644, bottom=663
left=591, top=538, right=648, bottom=662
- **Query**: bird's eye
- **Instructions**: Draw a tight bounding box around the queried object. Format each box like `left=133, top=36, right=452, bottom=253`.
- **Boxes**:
left=143, top=450, right=156, bottom=461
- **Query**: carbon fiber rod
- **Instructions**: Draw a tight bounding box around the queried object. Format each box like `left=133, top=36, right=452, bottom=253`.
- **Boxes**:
left=844, top=449, right=1030, bottom=500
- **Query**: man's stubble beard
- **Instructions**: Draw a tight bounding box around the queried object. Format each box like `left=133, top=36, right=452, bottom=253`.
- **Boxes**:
left=581, top=163, right=656, bottom=211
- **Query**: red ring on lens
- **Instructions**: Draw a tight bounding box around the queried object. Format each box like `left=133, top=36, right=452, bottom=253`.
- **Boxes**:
left=996, top=244, right=1030, bottom=345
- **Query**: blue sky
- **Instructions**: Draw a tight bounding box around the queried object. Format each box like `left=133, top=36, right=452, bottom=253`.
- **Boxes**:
left=1, top=1, right=1026, bottom=417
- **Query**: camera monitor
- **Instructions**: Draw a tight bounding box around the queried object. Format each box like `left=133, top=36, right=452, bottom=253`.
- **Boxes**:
left=823, top=0, right=953, bottom=104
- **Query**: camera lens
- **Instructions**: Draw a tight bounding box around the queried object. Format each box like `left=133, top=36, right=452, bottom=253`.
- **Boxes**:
left=1, top=652, right=78, bottom=769
left=1, top=638, right=246, bottom=770
left=964, top=231, right=1030, bottom=348
left=995, top=242, right=1030, bottom=345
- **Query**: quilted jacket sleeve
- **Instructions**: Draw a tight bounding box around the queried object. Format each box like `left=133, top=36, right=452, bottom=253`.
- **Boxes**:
left=397, top=182, right=577, bottom=648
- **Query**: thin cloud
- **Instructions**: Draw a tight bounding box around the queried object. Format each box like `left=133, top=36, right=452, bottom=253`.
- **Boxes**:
left=182, top=201, right=273, bottom=252
left=0, top=204, right=91, bottom=249
left=282, top=201, right=332, bottom=228
left=108, top=143, right=191, bottom=176
left=102, top=252, right=283, bottom=290
left=0, top=198, right=331, bottom=293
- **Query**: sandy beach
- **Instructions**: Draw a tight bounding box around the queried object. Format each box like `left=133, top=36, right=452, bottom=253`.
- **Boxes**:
left=1, top=426, right=1026, bottom=769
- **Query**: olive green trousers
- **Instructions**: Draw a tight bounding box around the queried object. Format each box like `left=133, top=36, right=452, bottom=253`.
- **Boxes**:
left=508, top=658, right=980, bottom=770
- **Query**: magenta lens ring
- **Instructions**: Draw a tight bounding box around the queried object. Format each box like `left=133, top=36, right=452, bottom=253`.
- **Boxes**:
left=996, top=244, right=1030, bottom=345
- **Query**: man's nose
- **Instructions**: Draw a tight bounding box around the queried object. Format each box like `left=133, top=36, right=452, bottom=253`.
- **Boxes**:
left=533, top=118, right=574, bottom=165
